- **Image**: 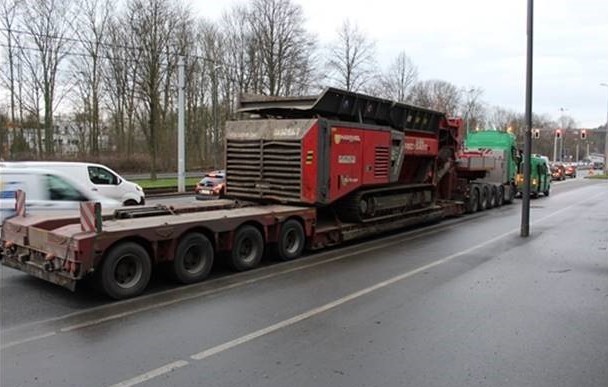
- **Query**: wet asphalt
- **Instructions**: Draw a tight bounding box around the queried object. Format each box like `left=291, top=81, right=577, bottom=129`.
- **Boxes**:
left=1, top=176, right=607, bottom=387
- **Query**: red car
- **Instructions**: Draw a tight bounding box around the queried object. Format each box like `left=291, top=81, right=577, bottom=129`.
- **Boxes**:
left=564, top=163, right=577, bottom=178
left=550, top=163, right=566, bottom=181
left=194, top=170, right=226, bottom=200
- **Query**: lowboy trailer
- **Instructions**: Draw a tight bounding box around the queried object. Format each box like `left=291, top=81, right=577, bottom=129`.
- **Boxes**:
left=1, top=88, right=519, bottom=299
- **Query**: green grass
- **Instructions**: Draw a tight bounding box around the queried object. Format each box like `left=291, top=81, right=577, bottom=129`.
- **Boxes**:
left=133, top=177, right=201, bottom=189
left=585, top=174, right=608, bottom=180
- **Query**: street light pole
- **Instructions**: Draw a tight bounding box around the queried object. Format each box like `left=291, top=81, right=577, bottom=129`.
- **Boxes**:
left=600, top=83, right=608, bottom=175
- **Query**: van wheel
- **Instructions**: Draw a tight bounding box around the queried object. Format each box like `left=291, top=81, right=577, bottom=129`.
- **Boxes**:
left=230, top=225, right=264, bottom=271
left=99, top=242, right=151, bottom=300
left=273, top=219, right=305, bottom=261
left=172, top=233, right=214, bottom=284
left=123, top=199, right=138, bottom=206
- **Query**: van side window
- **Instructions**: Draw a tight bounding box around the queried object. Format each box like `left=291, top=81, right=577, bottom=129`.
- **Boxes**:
left=88, top=166, right=118, bottom=185
left=46, top=175, right=86, bottom=201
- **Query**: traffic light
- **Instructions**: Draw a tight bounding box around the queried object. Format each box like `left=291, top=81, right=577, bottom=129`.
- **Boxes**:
left=533, top=129, right=540, bottom=139
left=555, top=129, right=562, bottom=139
left=580, top=129, right=587, bottom=140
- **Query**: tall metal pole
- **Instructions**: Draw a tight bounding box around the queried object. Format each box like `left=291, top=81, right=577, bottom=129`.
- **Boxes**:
left=177, top=56, right=186, bottom=193
left=520, top=0, right=533, bottom=237
left=601, top=83, right=608, bottom=175
left=553, top=134, right=558, bottom=162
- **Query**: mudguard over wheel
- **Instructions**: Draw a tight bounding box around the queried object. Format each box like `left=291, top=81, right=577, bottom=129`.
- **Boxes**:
left=173, top=232, right=214, bottom=284
left=230, top=225, right=264, bottom=271
left=99, top=242, right=151, bottom=300
left=273, top=219, right=305, bottom=261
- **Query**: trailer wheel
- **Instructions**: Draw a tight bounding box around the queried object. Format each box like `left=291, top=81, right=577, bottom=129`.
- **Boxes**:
left=172, top=233, right=214, bottom=284
left=496, top=185, right=505, bottom=206
left=100, top=242, right=151, bottom=300
left=488, top=186, right=497, bottom=208
left=230, top=225, right=264, bottom=271
left=274, top=219, right=305, bottom=261
left=544, top=185, right=550, bottom=196
left=505, top=184, right=516, bottom=204
left=466, top=187, right=479, bottom=213
left=479, top=185, right=490, bottom=210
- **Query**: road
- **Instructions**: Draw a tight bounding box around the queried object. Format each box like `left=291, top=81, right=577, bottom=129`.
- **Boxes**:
left=1, top=175, right=607, bottom=387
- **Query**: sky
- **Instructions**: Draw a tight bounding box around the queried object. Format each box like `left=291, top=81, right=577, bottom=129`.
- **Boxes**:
left=189, top=0, right=608, bottom=129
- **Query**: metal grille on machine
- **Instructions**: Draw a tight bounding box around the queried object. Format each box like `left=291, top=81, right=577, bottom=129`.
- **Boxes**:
left=226, top=139, right=302, bottom=202
left=374, top=146, right=389, bottom=178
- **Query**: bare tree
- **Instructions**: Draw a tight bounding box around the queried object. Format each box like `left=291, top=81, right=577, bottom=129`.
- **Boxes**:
left=20, top=0, right=76, bottom=156
left=326, top=19, right=376, bottom=92
left=461, top=86, right=485, bottom=134
left=380, top=51, right=417, bottom=102
left=248, top=0, right=316, bottom=96
left=71, top=0, right=112, bottom=156
left=126, top=0, right=178, bottom=178
left=408, top=79, right=461, bottom=115
left=0, top=0, right=22, bottom=156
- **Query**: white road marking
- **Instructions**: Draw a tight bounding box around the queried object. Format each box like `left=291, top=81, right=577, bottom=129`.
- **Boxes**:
left=108, top=360, right=189, bottom=387
left=0, top=331, right=56, bottom=350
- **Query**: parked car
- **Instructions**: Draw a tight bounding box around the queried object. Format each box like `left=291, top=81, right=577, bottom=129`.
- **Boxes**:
left=564, top=163, right=577, bottom=178
left=1, top=161, right=145, bottom=205
left=194, top=170, right=226, bottom=200
left=550, top=163, right=566, bottom=181
left=1, top=166, right=121, bottom=226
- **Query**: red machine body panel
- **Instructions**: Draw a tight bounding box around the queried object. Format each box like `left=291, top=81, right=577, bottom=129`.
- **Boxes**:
left=327, top=126, right=391, bottom=203
left=301, top=122, right=320, bottom=203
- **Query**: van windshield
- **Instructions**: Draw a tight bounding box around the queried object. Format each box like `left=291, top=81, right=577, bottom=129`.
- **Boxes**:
left=46, top=174, right=86, bottom=201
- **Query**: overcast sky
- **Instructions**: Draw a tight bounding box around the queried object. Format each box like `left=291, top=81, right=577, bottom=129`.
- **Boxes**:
left=191, top=0, right=608, bottom=129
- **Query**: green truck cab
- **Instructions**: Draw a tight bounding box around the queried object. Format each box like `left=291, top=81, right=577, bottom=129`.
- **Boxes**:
left=516, top=154, right=551, bottom=197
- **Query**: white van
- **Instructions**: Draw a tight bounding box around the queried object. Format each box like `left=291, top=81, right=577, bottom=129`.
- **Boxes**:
left=2, top=162, right=145, bottom=206
left=0, top=166, right=122, bottom=225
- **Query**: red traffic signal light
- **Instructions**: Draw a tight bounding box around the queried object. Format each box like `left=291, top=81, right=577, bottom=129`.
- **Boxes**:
left=555, top=129, right=562, bottom=138
left=580, top=129, right=587, bottom=140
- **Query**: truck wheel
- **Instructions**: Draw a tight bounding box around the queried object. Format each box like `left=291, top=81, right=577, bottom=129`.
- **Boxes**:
left=466, top=187, right=479, bottom=213
left=505, top=185, right=515, bottom=204
left=274, top=219, right=305, bottom=261
left=488, top=186, right=497, bottom=208
left=230, top=225, right=264, bottom=271
left=496, top=185, right=505, bottom=206
left=544, top=186, right=550, bottom=196
left=100, top=242, right=151, bottom=300
left=479, top=185, right=489, bottom=210
left=172, top=233, right=214, bottom=284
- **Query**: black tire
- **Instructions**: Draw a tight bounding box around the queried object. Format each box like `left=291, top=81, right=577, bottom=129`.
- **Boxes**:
left=466, top=187, right=479, bottom=213
left=99, top=242, right=151, bottom=300
left=479, top=185, right=489, bottom=210
left=123, top=199, right=138, bottom=206
left=544, top=186, right=550, bottom=196
left=230, top=225, right=264, bottom=271
left=496, top=185, right=505, bottom=206
left=488, top=186, right=497, bottom=208
left=274, top=219, right=305, bottom=261
left=172, top=233, right=214, bottom=284
left=505, top=184, right=516, bottom=204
